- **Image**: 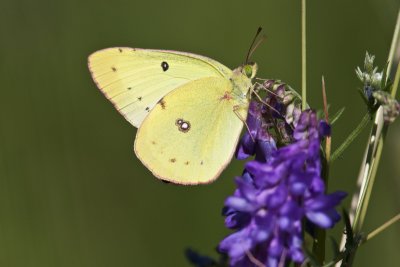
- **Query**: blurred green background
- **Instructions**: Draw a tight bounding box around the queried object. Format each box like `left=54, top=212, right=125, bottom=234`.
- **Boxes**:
left=0, top=0, right=399, bottom=266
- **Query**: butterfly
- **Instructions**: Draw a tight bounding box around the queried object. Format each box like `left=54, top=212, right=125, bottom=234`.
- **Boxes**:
left=88, top=47, right=258, bottom=185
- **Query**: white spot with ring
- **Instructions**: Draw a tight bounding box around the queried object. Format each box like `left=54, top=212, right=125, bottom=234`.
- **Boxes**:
left=181, top=122, right=189, bottom=130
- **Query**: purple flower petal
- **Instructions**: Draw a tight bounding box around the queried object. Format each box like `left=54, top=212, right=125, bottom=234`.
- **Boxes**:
left=219, top=229, right=252, bottom=259
left=306, top=211, right=335, bottom=228
left=236, top=133, right=256, bottom=160
left=305, top=191, right=347, bottom=211
left=255, top=139, right=277, bottom=163
left=267, top=184, right=288, bottom=209
left=319, top=120, right=331, bottom=137
left=225, top=196, right=255, bottom=213
left=268, top=237, right=283, bottom=257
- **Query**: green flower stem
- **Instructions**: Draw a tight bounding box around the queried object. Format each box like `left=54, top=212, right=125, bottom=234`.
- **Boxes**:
left=392, top=53, right=400, bottom=98
left=302, top=0, right=307, bottom=110
left=312, top=78, right=331, bottom=265
left=300, top=0, right=326, bottom=263
left=387, top=8, right=400, bottom=84
left=390, top=8, right=400, bottom=99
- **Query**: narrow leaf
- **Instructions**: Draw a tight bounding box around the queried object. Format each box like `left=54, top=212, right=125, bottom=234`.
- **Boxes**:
left=330, top=107, right=345, bottom=125
left=331, top=113, right=371, bottom=162
left=329, top=236, right=340, bottom=259
left=303, top=246, right=322, bottom=267
left=381, top=61, right=389, bottom=90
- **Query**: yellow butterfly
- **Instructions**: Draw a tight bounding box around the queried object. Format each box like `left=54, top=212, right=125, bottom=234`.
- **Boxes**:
left=88, top=47, right=257, bottom=185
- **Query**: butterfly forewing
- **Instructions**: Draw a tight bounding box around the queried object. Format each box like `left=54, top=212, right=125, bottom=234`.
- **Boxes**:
left=88, top=47, right=232, bottom=127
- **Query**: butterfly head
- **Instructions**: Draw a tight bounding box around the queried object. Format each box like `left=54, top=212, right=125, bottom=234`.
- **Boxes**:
left=231, top=63, right=258, bottom=98
left=232, top=62, right=257, bottom=83
left=241, top=62, right=258, bottom=79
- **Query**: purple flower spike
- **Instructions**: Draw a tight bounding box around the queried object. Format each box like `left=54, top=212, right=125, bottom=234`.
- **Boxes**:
left=219, top=109, right=346, bottom=266
left=235, top=102, right=277, bottom=162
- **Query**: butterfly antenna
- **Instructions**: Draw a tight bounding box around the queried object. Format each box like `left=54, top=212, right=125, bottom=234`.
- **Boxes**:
left=248, top=35, right=266, bottom=61
left=245, top=27, right=263, bottom=64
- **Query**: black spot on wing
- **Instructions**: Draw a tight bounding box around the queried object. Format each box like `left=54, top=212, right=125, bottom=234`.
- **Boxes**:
left=161, top=61, right=169, bottom=71
left=111, top=66, right=117, bottom=72
left=118, top=48, right=123, bottom=53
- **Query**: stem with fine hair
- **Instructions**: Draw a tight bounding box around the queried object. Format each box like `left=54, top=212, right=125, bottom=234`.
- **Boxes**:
left=302, top=0, right=307, bottom=110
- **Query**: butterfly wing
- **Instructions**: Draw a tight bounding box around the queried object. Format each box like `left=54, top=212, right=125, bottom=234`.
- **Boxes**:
left=88, top=47, right=232, bottom=127
left=134, top=77, right=249, bottom=185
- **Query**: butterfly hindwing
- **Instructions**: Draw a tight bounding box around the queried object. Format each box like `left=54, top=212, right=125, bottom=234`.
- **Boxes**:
left=134, top=77, right=248, bottom=185
left=88, top=47, right=232, bottom=127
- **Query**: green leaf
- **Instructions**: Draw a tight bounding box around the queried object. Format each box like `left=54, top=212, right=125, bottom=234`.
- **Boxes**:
left=381, top=61, right=389, bottom=90
left=304, top=246, right=322, bottom=267
left=322, top=260, right=338, bottom=267
left=382, top=79, right=393, bottom=92
left=364, top=213, right=400, bottom=243
left=329, top=236, right=340, bottom=259
left=330, top=107, right=345, bottom=125
left=304, top=231, right=315, bottom=251
left=331, top=113, right=371, bottom=162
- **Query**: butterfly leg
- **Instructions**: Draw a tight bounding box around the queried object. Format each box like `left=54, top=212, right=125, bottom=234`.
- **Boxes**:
left=233, top=105, right=255, bottom=142
left=253, top=80, right=279, bottom=96
left=250, top=83, right=280, bottom=114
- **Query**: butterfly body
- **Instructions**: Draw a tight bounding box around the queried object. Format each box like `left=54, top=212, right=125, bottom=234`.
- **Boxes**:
left=88, top=47, right=257, bottom=184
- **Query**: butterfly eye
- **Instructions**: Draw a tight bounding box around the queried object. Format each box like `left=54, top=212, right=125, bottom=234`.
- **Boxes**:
left=243, top=63, right=258, bottom=79
left=243, top=65, right=253, bottom=78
